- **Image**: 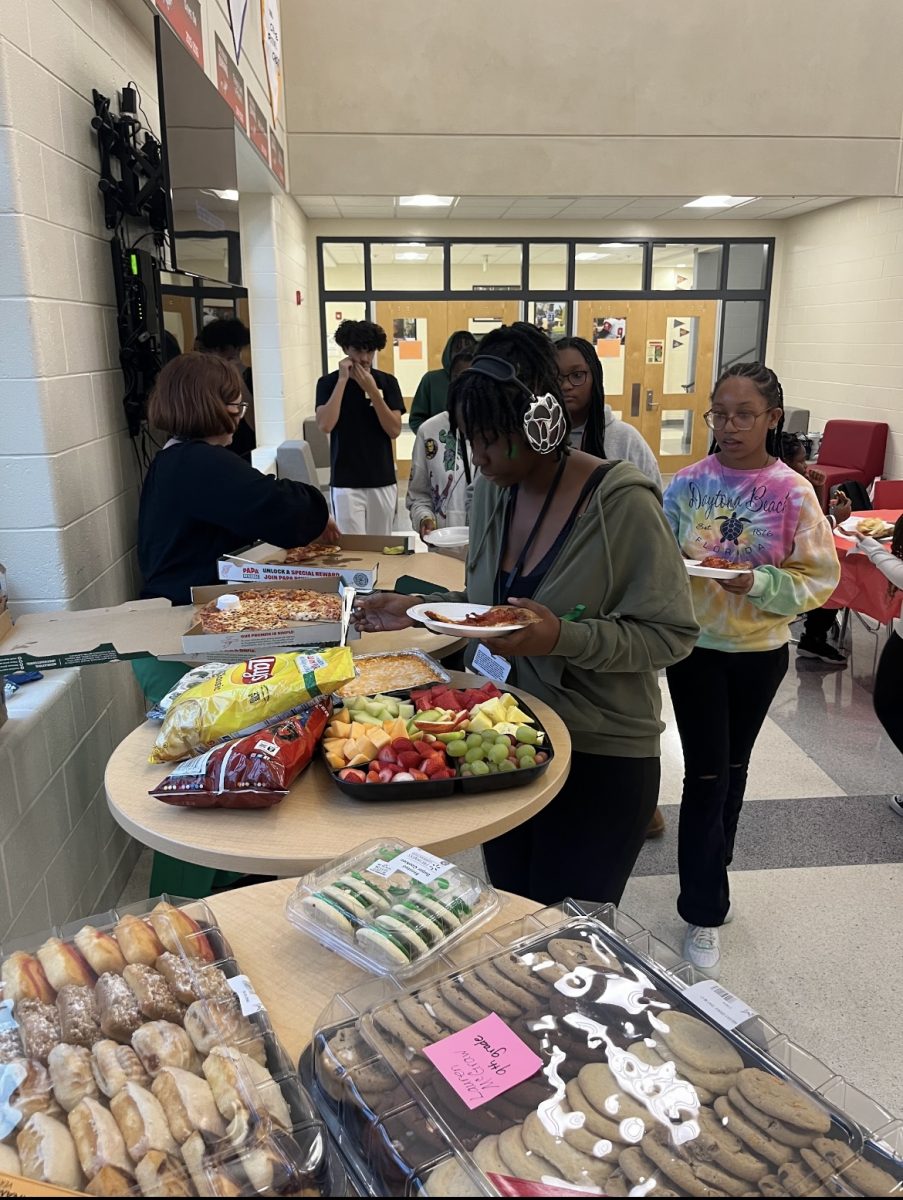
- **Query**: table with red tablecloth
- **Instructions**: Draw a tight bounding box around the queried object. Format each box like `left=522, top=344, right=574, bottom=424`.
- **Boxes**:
left=825, top=508, right=903, bottom=623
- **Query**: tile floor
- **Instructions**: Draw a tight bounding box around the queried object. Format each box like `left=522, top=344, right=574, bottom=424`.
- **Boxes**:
left=118, top=558, right=903, bottom=1121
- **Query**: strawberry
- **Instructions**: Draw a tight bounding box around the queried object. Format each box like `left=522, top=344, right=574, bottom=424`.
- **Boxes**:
left=422, top=757, right=447, bottom=777
left=397, top=750, right=422, bottom=769
left=409, top=769, right=429, bottom=781
left=390, top=737, right=415, bottom=754
left=377, top=746, right=397, bottom=765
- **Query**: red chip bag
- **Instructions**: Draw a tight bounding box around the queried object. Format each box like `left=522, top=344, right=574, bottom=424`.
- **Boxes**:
left=150, top=699, right=332, bottom=809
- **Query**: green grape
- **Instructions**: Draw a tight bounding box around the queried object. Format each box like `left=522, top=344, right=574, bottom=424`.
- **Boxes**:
left=515, top=725, right=540, bottom=745
left=488, top=743, right=510, bottom=764
left=499, top=759, right=517, bottom=773
left=471, top=760, right=490, bottom=776
left=446, top=740, right=468, bottom=757
left=465, top=747, right=486, bottom=764
left=516, top=744, right=537, bottom=760
left=465, top=733, right=483, bottom=749
left=488, top=763, right=500, bottom=774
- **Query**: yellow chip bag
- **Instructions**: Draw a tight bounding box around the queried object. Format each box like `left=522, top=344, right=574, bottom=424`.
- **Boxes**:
left=149, top=647, right=355, bottom=763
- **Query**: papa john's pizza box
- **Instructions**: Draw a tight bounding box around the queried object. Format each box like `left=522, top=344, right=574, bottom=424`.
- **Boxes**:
left=181, top=577, right=358, bottom=660
left=217, top=534, right=411, bottom=591
left=0, top=598, right=196, bottom=674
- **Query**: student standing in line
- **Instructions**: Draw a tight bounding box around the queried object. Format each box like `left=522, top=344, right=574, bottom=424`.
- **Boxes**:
left=407, top=350, right=475, bottom=541
left=555, top=337, right=662, bottom=488
left=196, top=317, right=256, bottom=461
left=556, top=336, right=666, bottom=841
left=779, top=433, right=852, bottom=665
left=851, top=518, right=903, bottom=818
left=355, top=323, right=698, bottom=906
left=664, top=363, right=840, bottom=978
left=315, top=320, right=405, bottom=535
left=409, top=330, right=477, bottom=432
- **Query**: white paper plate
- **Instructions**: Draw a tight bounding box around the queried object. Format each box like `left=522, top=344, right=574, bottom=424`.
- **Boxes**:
left=424, top=526, right=469, bottom=548
left=406, top=602, right=531, bottom=638
left=684, top=559, right=753, bottom=580
left=837, top=516, right=893, bottom=540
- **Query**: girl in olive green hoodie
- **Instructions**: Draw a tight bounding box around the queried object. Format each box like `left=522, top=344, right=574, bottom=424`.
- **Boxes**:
left=356, top=324, right=698, bottom=906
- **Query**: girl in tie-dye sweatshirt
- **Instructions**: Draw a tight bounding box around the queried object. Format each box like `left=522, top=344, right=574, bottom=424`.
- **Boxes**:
left=662, top=363, right=840, bottom=979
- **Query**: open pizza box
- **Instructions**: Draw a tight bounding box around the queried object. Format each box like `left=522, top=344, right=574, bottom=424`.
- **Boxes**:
left=217, top=534, right=411, bottom=591
left=182, top=577, right=358, bottom=660
left=0, top=581, right=357, bottom=674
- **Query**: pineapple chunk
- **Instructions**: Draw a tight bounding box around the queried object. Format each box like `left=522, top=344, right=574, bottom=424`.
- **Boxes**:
left=468, top=711, right=493, bottom=733
left=347, top=752, right=371, bottom=767
left=369, top=728, right=392, bottom=750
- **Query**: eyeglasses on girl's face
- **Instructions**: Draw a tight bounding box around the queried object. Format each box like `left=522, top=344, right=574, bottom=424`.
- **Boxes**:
left=226, top=400, right=249, bottom=418
left=704, top=408, right=770, bottom=431
left=557, top=368, right=590, bottom=388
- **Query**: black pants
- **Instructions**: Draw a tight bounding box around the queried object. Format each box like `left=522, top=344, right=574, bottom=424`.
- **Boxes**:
left=874, top=631, right=903, bottom=757
left=482, top=751, right=659, bottom=907
left=666, top=644, right=789, bottom=927
left=803, top=606, right=838, bottom=643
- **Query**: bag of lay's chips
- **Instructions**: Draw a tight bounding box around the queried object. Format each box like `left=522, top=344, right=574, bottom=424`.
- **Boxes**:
left=149, top=647, right=355, bottom=763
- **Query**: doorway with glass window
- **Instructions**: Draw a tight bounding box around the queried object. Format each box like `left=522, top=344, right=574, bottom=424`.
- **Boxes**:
left=575, top=299, right=718, bottom=473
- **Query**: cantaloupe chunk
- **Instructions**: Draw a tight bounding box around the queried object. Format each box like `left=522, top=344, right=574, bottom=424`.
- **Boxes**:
left=369, top=728, right=391, bottom=750
left=347, top=752, right=370, bottom=767
left=343, top=739, right=358, bottom=759
left=330, top=721, right=352, bottom=739
left=323, top=738, right=345, bottom=754
left=326, top=751, right=345, bottom=771
left=356, top=737, right=378, bottom=760
left=350, top=722, right=368, bottom=739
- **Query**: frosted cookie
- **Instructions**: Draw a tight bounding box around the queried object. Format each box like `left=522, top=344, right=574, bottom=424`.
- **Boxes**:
left=736, top=1068, right=831, bottom=1135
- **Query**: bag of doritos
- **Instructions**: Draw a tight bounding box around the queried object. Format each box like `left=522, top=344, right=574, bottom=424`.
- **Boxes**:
left=149, top=647, right=354, bottom=763
left=150, top=701, right=332, bottom=808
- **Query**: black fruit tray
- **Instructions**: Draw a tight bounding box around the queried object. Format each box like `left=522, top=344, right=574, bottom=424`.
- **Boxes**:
left=323, top=693, right=555, bottom=802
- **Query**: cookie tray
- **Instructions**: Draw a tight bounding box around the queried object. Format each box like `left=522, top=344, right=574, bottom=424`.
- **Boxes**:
left=0, top=894, right=348, bottom=1198
left=301, top=901, right=902, bottom=1198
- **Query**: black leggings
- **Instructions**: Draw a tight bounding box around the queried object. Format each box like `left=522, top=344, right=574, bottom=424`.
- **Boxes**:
left=874, top=630, right=903, bottom=757
left=666, top=644, right=789, bottom=927
left=482, top=751, right=659, bottom=907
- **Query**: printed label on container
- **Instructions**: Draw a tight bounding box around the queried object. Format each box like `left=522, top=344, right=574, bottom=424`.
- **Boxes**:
left=472, top=642, right=512, bottom=684
left=295, top=652, right=328, bottom=672
left=227, top=974, right=265, bottom=1017
left=423, top=1012, right=542, bottom=1110
left=684, top=978, right=757, bottom=1031
left=169, top=747, right=218, bottom=777
left=366, top=846, right=451, bottom=884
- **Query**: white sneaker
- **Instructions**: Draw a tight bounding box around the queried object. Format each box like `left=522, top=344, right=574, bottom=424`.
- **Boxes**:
left=890, top=795, right=903, bottom=818
left=683, top=925, right=722, bottom=978
left=723, top=902, right=735, bottom=924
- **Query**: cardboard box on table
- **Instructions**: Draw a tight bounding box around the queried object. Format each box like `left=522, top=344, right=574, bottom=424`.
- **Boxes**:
left=217, top=534, right=411, bottom=591
left=0, top=579, right=356, bottom=674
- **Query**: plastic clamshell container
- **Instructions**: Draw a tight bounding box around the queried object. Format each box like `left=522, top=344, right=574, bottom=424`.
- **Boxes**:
left=335, top=650, right=451, bottom=699
left=325, top=691, right=555, bottom=802
left=302, top=901, right=903, bottom=1198
left=285, top=839, right=500, bottom=980
left=0, top=894, right=346, bottom=1198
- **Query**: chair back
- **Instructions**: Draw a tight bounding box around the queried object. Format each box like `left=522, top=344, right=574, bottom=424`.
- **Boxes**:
left=276, top=440, right=318, bottom=487
left=782, top=406, right=810, bottom=435
left=872, top=479, right=903, bottom=508
left=816, top=420, right=888, bottom=478
left=303, top=418, right=331, bottom=469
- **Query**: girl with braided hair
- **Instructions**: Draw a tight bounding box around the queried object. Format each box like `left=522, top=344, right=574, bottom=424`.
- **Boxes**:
left=664, top=362, right=840, bottom=977
left=355, top=323, right=699, bottom=905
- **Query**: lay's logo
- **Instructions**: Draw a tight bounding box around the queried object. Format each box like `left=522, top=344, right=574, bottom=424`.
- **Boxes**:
left=242, top=657, right=276, bottom=684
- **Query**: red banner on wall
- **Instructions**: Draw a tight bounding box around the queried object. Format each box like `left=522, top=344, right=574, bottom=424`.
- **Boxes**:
left=215, top=34, right=247, bottom=130
left=247, top=92, right=270, bottom=165
left=156, top=0, right=204, bottom=68
left=269, top=131, right=286, bottom=187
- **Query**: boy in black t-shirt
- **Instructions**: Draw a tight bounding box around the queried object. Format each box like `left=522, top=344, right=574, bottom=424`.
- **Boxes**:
left=315, top=319, right=405, bottom=535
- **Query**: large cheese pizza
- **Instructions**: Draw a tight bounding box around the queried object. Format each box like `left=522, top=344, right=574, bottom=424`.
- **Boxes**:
left=198, top=589, right=342, bottom=633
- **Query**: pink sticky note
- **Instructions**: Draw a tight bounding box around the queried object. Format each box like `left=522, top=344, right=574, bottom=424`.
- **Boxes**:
left=423, top=1011, right=543, bottom=1110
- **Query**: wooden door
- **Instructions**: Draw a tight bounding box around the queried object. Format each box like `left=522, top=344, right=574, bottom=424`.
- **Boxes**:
left=639, top=300, right=718, bottom=474
left=446, top=299, right=522, bottom=343
left=575, top=300, right=647, bottom=433
left=374, top=301, right=450, bottom=482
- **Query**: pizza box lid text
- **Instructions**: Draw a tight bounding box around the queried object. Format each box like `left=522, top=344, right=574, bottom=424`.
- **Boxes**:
left=183, top=577, right=358, bottom=658
left=0, top=580, right=357, bottom=674
left=217, top=534, right=410, bottom=589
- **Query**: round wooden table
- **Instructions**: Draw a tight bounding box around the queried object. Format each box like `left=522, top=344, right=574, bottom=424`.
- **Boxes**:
left=349, top=550, right=465, bottom=658
left=105, top=674, right=571, bottom=875
left=206, top=881, right=540, bottom=1064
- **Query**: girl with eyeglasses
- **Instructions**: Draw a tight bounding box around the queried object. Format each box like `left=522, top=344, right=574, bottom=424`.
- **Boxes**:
left=355, top=324, right=698, bottom=907
left=555, top=337, right=662, bottom=487
left=663, top=363, right=840, bottom=978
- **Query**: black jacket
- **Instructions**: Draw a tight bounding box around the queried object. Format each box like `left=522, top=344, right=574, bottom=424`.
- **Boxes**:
left=138, top=441, right=328, bottom=605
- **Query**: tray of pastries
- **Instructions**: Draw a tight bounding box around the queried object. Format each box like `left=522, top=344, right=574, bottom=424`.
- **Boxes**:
left=0, top=896, right=347, bottom=1197
left=301, top=902, right=903, bottom=1198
